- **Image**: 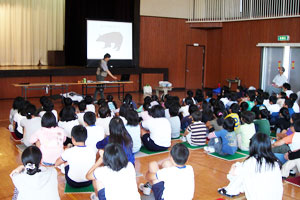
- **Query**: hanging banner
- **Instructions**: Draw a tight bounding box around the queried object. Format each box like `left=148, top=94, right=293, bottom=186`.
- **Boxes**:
left=278, top=61, right=281, bottom=70
left=292, top=61, right=295, bottom=70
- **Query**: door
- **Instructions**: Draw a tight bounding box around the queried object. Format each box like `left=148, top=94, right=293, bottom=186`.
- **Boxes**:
left=185, top=45, right=205, bottom=89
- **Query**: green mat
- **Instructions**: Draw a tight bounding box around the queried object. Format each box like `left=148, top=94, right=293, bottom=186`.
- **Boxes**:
left=237, top=149, right=250, bottom=155
left=181, top=142, right=206, bottom=150
left=64, top=182, right=94, bottom=193
left=139, top=146, right=169, bottom=155
left=208, top=152, right=247, bottom=161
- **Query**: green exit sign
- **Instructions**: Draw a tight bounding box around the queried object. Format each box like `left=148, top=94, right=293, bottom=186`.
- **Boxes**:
left=278, top=35, right=290, bottom=41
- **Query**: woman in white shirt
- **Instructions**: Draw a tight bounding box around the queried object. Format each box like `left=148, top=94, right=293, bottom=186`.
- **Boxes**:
left=218, top=132, right=283, bottom=200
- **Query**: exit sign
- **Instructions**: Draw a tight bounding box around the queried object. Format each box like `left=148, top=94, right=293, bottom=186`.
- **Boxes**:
left=278, top=35, right=290, bottom=41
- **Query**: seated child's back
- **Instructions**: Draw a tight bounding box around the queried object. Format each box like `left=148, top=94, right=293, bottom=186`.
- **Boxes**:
left=236, top=111, right=256, bottom=151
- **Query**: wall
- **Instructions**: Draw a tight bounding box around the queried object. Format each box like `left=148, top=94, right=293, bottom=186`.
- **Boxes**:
left=140, top=0, right=189, bottom=19
left=140, top=16, right=300, bottom=89
left=139, top=16, right=212, bottom=89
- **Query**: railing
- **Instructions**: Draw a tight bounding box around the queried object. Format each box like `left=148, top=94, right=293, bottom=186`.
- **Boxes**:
left=188, top=0, right=300, bottom=22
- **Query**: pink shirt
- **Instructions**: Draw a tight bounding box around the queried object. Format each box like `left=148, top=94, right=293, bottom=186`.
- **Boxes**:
left=30, top=127, right=66, bottom=164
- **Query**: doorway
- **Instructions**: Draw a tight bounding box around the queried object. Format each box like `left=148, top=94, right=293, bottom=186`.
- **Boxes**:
left=185, top=45, right=205, bottom=90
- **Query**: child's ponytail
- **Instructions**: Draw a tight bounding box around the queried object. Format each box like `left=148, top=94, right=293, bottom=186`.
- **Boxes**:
left=21, top=146, right=42, bottom=176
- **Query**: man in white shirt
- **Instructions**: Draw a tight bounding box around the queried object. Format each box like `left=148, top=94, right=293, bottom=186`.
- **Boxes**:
left=267, top=67, right=288, bottom=95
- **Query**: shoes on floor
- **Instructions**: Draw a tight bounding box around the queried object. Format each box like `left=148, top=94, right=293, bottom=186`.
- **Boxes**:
left=218, top=188, right=239, bottom=198
left=204, top=146, right=215, bottom=153
left=139, top=182, right=152, bottom=196
left=90, top=193, right=99, bottom=200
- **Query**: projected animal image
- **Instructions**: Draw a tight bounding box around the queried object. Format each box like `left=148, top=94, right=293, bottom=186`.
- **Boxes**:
left=96, top=32, right=123, bottom=51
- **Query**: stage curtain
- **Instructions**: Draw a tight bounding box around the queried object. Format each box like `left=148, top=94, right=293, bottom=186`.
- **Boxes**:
left=0, top=0, right=65, bottom=65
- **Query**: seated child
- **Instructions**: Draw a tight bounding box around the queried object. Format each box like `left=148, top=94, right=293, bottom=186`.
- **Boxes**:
left=39, top=98, right=58, bottom=121
left=96, top=117, right=135, bottom=165
left=59, top=97, right=75, bottom=118
left=277, top=92, right=287, bottom=108
left=12, top=100, right=28, bottom=140
left=281, top=149, right=300, bottom=178
left=262, top=92, right=270, bottom=110
left=58, top=106, right=79, bottom=145
left=181, top=104, right=199, bottom=131
left=84, top=112, right=105, bottom=154
left=277, top=113, right=300, bottom=140
left=194, top=89, right=204, bottom=105
left=251, top=95, right=266, bottom=119
left=30, top=112, right=66, bottom=165
left=20, top=104, right=41, bottom=147
left=106, top=94, right=118, bottom=113
left=183, top=111, right=208, bottom=146
left=123, top=93, right=137, bottom=109
left=207, top=109, right=226, bottom=133
left=76, top=100, right=86, bottom=125
left=274, top=107, right=291, bottom=133
left=85, top=95, right=95, bottom=113
left=206, top=117, right=237, bottom=155
left=55, top=125, right=95, bottom=188
left=167, top=104, right=181, bottom=139
left=284, top=99, right=295, bottom=117
left=253, top=109, right=271, bottom=136
left=225, top=103, right=241, bottom=130
left=10, top=146, right=60, bottom=200
left=240, top=102, right=249, bottom=113
left=235, top=111, right=256, bottom=151
left=283, top=83, right=293, bottom=98
left=205, top=90, right=213, bottom=103
left=268, top=95, right=281, bottom=114
left=141, top=105, right=171, bottom=151
left=141, top=143, right=194, bottom=200
left=290, top=93, right=300, bottom=113
left=179, top=97, right=194, bottom=118
left=86, top=143, right=140, bottom=200
left=182, top=90, right=196, bottom=105
left=226, top=92, right=238, bottom=109
left=150, top=94, right=160, bottom=107
left=218, top=133, right=282, bottom=200
left=118, top=103, right=129, bottom=125
left=272, top=119, right=300, bottom=154
left=96, top=105, right=113, bottom=135
left=125, top=110, right=142, bottom=153
left=246, top=91, right=256, bottom=111
left=9, top=96, right=24, bottom=133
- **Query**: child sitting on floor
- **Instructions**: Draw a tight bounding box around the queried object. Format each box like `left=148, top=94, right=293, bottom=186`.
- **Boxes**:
left=182, top=110, right=208, bottom=146
left=235, top=111, right=256, bottom=151
left=106, top=94, right=118, bottom=113
left=84, top=112, right=105, bottom=154
left=141, top=143, right=194, bottom=199
left=225, top=103, right=241, bottom=130
left=274, top=107, right=291, bottom=133
left=96, top=105, right=113, bottom=136
left=12, top=100, right=28, bottom=140
left=86, top=143, right=140, bottom=200
left=253, top=108, right=271, bottom=136
left=206, top=117, right=237, bottom=155
left=181, top=104, right=199, bottom=131
left=30, top=112, right=66, bottom=166
left=55, top=125, right=95, bottom=188
left=85, top=95, right=95, bottom=113
left=179, top=97, right=194, bottom=118
left=39, top=98, right=58, bottom=121
left=58, top=106, right=79, bottom=145
left=9, top=96, right=24, bottom=133
left=76, top=100, right=86, bottom=125
left=10, top=146, right=60, bottom=200
left=141, top=105, right=171, bottom=151
left=167, top=104, right=181, bottom=139
left=125, top=110, right=142, bottom=153
left=218, top=133, right=282, bottom=200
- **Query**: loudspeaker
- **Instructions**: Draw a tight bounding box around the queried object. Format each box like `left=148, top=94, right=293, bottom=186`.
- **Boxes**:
left=48, top=51, right=65, bottom=66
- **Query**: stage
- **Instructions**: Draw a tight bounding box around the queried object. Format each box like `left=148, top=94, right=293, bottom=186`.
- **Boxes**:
left=0, top=65, right=168, bottom=99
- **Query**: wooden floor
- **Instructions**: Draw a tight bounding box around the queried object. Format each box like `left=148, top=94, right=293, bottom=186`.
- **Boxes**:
left=0, top=91, right=299, bottom=200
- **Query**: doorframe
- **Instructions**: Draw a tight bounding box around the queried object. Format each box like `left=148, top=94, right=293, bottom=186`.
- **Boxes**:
left=185, top=44, right=206, bottom=89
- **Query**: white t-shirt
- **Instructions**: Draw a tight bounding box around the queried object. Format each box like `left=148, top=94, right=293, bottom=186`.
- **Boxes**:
left=179, top=105, right=190, bottom=117
left=156, top=165, right=194, bottom=200
left=11, top=167, right=60, bottom=200
left=268, top=104, right=281, bottom=114
left=96, top=116, right=113, bottom=135
left=142, top=117, right=171, bottom=147
left=263, top=100, right=271, bottom=111
left=125, top=124, right=142, bottom=153
left=86, top=104, right=95, bottom=113
left=220, top=97, right=230, bottom=107
left=93, top=162, right=140, bottom=200
left=168, top=116, right=181, bottom=138
left=85, top=125, right=105, bottom=153
left=58, top=119, right=79, bottom=138
left=228, top=158, right=282, bottom=200
left=293, top=103, right=300, bottom=113
left=39, top=110, right=58, bottom=121
left=273, top=74, right=287, bottom=87
left=9, top=108, right=18, bottom=124
left=61, top=146, right=96, bottom=182
left=285, top=90, right=293, bottom=98
left=20, top=117, right=42, bottom=147
left=119, top=116, right=128, bottom=125
left=14, top=113, right=26, bottom=134
left=77, top=112, right=85, bottom=125
left=164, top=109, right=171, bottom=118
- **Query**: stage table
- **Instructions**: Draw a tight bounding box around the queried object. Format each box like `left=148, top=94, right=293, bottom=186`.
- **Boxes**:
left=13, top=81, right=133, bottom=100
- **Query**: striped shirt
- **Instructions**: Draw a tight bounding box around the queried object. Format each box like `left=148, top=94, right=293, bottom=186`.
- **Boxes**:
left=187, top=121, right=208, bottom=146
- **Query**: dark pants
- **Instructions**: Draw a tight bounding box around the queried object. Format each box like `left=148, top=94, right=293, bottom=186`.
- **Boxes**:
left=94, top=75, right=105, bottom=100
left=208, top=137, right=226, bottom=156
left=65, top=165, right=92, bottom=188
left=141, top=134, right=168, bottom=152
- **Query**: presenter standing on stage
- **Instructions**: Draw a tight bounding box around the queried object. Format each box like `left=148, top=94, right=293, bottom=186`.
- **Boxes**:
left=94, top=53, right=117, bottom=101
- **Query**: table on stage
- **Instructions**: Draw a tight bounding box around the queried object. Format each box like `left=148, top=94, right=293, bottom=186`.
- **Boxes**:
left=13, top=81, right=133, bottom=100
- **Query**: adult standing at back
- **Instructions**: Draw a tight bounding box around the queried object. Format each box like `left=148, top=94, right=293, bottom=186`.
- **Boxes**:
left=94, top=53, right=117, bottom=101
left=267, top=67, right=287, bottom=95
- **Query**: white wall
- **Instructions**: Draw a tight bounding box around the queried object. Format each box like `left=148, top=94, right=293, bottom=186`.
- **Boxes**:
left=140, top=0, right=189, bottom=19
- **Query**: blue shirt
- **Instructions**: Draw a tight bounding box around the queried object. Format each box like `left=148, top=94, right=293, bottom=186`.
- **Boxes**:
left=215, top=129, right=237, bottom=155
left=96, top=137, right=135, bottom=165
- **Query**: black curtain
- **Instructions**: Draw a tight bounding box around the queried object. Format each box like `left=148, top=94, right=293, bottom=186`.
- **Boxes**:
left=65, top=0, right=135, bottom=66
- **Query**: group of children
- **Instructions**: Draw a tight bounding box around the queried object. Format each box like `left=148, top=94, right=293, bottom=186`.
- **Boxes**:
left=8, top=82, right=300, bottom=199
